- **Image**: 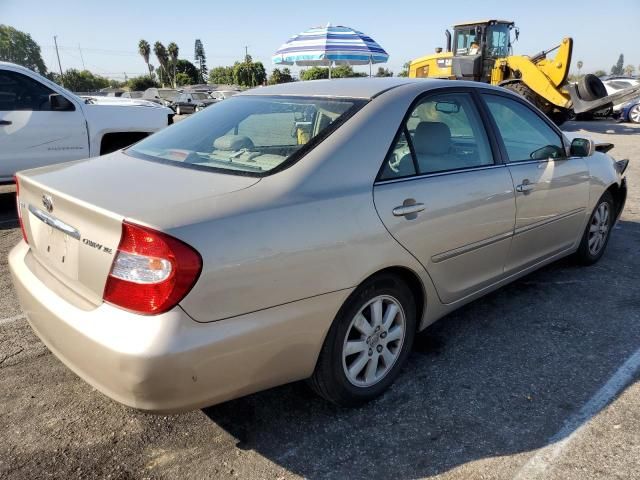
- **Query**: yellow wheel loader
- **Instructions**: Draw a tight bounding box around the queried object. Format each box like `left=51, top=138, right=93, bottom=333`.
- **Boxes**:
left=409, top=20, right=640, bottom=124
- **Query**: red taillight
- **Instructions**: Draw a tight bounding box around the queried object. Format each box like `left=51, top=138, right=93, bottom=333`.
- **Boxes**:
left=14, top=175, right=28, bottom=244
left=103, top=221, right=202, bottom=315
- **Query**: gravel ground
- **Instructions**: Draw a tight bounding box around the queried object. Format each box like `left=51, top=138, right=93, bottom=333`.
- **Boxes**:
left=0, top=120, right=639, bottom=479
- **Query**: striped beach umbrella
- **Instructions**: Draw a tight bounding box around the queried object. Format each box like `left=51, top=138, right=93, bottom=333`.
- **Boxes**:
left=272, top=24, right=389, bottom=78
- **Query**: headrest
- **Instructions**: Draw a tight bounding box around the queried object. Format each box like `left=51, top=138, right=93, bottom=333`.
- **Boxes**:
left=413, top=122, right=451, bottom=155
left=213, top=135, right=254, bottom=151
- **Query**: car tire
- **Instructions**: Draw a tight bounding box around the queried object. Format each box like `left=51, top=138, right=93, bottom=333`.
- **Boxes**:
left=629, top=104, right=640, bottom=124
left=574, top=191, right=615, bottom=265
left=176, top=106, right=182, bottom=116
left=309, top=273, right=416, bottom=407
left=577, top=74, right=607, bottom=101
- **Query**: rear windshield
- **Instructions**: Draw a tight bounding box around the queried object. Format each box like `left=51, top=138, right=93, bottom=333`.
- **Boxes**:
left=127, top=95, right=365, bottom=176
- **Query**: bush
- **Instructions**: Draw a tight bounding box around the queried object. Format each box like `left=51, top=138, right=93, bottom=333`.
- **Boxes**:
left=127, top=75, right=158, bottom=91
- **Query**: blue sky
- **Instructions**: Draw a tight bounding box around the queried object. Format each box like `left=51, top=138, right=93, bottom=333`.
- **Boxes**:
left=2, top=0, right=638, bottom=80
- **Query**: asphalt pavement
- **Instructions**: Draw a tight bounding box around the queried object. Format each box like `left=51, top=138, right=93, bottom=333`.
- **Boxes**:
left=1, top=120, right=639, bottom=479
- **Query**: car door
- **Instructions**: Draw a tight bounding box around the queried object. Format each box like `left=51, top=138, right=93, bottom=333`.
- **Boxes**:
left=480, top=92, right=590, bottom=272
left=373, top=90, right=516, bottom=304
left=0, top=69, right=88, bottom=180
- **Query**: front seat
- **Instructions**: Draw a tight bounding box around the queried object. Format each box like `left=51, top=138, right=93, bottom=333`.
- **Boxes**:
left=412, top=121, right=457, bottom=173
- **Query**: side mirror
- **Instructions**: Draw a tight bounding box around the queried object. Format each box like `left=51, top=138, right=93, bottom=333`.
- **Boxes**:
left=570, top=137, right=595, bottom=157
left=187, top=98, right=191, bottom=102
left=49, top=94, right=74, bottom=111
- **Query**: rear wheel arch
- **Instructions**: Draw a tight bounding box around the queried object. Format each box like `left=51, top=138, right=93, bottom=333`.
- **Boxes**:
left=605, top=181, right=627, bottom=219
left=347, top=266, right=426, bottom=333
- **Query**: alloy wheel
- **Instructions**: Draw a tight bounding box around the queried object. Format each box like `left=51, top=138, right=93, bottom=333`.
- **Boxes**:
left=588, top=201, right=610, bottom=256
left=630, top=105, right=640, bottom=124
left=342, top=295, right=406, bottom=387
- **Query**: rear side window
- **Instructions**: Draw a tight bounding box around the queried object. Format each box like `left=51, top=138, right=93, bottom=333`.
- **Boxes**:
left=0, top=70, right=54, bottom=111
left=482, top=94, right=565, bottom=162
left=380, top=92, right=493, bottom=180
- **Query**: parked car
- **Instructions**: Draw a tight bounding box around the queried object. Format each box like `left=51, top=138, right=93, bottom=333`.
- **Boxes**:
left=142, top=87, right=181, bottom=110
left=0, top=62, right=174, bottom=183
left=121, top=91, right=144, bottom=99
left=173, top=92, right=217, bottom=115
left=10, top=78, right=627, bottom=412
left=618, top=98, right=640, bottom=123
left=602, top=77, right=640, bottom=116
left=209, top=89, right=239, bottom=101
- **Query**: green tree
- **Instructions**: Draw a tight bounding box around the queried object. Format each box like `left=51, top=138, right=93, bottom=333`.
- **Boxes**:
left=624, top=65, right=635, bottom=77
left=300, top=66, right=329, bottom=80
left=611, top=54, right=624, bottom=75
left=268, top=67, right=294, bottom=84
left=153, top=41, right=169, bottom=86
left=167, top=42, right=179, bottom=87
left=398, top=62, right=410, bottom=77
left=0, top=25, right=47, bottom=74
left=375, top=67, right=393, bottom=77
left=175, top=72, right=191, bottom=87
left=127, top=75, right=158, bottom=91
left=194, top=39, right=207, bottom=83
left=593, top=70, right=606, bottom=78
left=51, top=69, right=112, bottom=92
left=138, top=39, right=153, bottom=77
left=208, top=66, right=235, bottom=85
left=233, top=55, right=266, bottom=87
left=176, top=59, right=199, bottom=84
left=576, top=60, right=583, bottom=76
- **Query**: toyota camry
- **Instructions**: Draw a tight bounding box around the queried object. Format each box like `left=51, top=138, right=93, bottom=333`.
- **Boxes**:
left=10, top=78, right=627, bottom=411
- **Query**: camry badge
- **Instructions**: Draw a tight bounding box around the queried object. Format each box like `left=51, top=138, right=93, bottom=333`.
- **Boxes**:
left=42, top=194, right=54, bottom=213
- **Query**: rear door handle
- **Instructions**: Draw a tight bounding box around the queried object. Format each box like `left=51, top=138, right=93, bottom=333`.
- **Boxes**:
left=392, top=203, right=425, bottom=217
left=0, top=120, right=12, bottom=126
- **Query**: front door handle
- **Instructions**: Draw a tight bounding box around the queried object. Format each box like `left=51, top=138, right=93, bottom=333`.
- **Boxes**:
left=516, top=179, right=535, bottom=193
left=392, top=203, right=425, bottom=217
left=0, top=120, right=12, bottom=126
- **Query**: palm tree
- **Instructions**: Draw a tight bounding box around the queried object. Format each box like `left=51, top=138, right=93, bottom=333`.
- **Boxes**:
left=153, top=41, right=168, bottom=86
left=167, top=42, right=179, bottom=88
left=576, top=60, right=583, bottom=76
left=138, top=40, right=152, bottom=77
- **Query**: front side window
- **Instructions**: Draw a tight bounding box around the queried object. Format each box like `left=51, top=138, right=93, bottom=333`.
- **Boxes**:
left=128, top=95, right=364, bottom=175
left=454, top=28, right=478, bottom=55
left=482, top=94, right=565, bottom=162
left=380, top=92, right=493, bottom=180
left=0, top=71, right=55, bottom=111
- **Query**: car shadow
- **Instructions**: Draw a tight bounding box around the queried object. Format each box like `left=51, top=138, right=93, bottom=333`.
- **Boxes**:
left=0, top=190, right=18, bottom=230
left=202, top=219, right=640, bottom=479
left=563, top=120, right=640, bottom=135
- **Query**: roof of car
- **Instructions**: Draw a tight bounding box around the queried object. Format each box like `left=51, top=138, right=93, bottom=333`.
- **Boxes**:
left=239, top=77, right=452, bottom=100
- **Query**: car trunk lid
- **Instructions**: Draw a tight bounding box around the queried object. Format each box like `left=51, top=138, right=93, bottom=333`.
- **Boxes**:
left=16, top=152, right=259, bottom=307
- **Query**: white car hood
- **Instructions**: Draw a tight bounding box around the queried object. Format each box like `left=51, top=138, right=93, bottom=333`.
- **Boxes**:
left=81, top=96, right=170, bottom=109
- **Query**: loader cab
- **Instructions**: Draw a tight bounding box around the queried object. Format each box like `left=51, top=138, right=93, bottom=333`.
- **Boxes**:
left=451, top=20, right=514, bottom=82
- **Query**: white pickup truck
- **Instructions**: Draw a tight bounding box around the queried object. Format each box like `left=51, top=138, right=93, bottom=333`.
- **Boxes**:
left=0, top=62, right=174, bottom=183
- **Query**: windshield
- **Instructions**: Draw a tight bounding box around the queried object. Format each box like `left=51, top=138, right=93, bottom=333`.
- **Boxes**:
left=454, top=27, right=478, bottom=55
left=486, top=24, right=510, bottom=57
left=127, top=95, right=365, bottom=176
left=190, top=92, right=208, bottom=100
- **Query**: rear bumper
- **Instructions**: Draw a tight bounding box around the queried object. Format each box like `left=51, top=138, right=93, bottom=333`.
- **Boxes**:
left=9, top=241, right=350, bottom=412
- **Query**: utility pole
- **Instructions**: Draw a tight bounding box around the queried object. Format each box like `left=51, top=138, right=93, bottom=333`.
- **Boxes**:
left=53, top=36, right=64, bottom=84
left=78, top=43, right=86, bottom=70
left=244, top=45, right=249, bottom=61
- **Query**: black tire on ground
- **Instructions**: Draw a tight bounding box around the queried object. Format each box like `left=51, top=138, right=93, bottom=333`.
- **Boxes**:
left=308, top=273, right=417, bottom=407
left=574, top=191, right=615, bottom=265
left=577, top=74, right=608, bottom=101
left=548, top=109, right=571, bottom=126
